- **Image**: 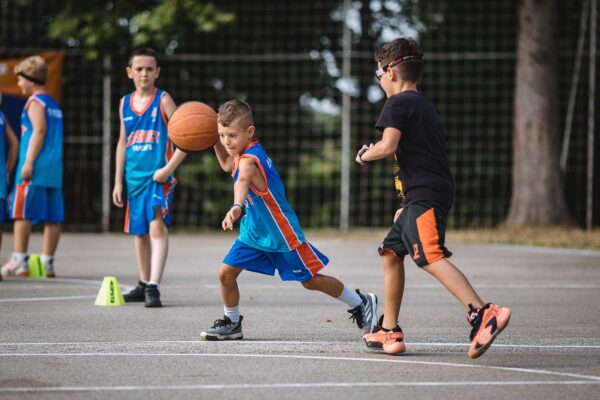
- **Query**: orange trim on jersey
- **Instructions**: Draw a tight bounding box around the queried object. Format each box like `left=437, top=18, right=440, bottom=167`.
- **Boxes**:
left=415, top=208, right=445, bottom=265
left=129, top=88, right=158, bottom=116
left=296, top=242, right=325, bottom=276
left=124, top=202, right=131, bottom=233
left=12, top=182, right=29, bottom=219
left=159, top=92, right=169, bottom=125
left=262, top=189, right=302, bottom=250
left=165, top=137, right=174, bottom=162
left=231, top=139, right=261, bottom=177
left=25, top=96, right=46, bottom=112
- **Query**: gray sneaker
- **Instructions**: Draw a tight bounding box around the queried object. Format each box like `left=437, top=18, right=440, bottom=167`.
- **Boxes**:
left=201, top=315, right=244, bottom=340
left=348, top=289, right=378, bottom=334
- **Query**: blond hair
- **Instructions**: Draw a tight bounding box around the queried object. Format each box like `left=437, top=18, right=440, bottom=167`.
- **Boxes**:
left=217, top=99, right=254, bottom=128
left=14, top=55, right=48, bottom=85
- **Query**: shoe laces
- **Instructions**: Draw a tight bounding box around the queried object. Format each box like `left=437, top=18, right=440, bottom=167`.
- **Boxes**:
left=468, top=303, right=491, bottom=340
left=211, top=316, right=234, bottom=328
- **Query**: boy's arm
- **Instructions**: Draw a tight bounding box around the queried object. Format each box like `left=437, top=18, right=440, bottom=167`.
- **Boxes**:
left=355, top=127, right=401, bottom=166
left=4, top=120, right=19, bottom=182
left=112, top=106, right=126, bottom=208
left=20, top=100, right=46, bottom=181
left=153, top=148, right=187, bottom=182
left=160, top=92, right=177, bottom=119
left=213, top=140, right=233, bottom=172
left=222, top=157, right=255, bottom=230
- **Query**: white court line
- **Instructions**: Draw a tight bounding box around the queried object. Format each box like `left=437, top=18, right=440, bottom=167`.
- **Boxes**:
left=202, top=283, right=600, bottom=289
left=0, top=278, right=133, bottom=302
left=0, top=381, right=599, bottom=393
left=1, top=340, right=600, bottom=349
left=2, top=353, right=600, bottom=382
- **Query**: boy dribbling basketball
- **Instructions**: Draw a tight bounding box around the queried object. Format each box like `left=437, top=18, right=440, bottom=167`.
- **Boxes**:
left=200, top=99, right=378, bottom=340
left=113, top=48, right=187, bottom=307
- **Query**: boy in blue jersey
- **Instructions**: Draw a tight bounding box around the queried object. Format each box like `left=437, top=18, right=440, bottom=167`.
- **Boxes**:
left=1, top=56, right=63, bottom=279
left=113, top=48, right=187, bottom=307
left=0, top=111, right=20, bottom=281
left=200, top=99, right=378, bottom=340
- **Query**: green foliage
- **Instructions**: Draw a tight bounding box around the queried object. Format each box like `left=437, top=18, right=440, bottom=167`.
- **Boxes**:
left=40, top=0, right=234, bottom=59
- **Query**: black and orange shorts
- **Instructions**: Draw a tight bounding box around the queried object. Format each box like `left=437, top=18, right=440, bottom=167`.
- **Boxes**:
left=378, top=200, right=452, bottom=268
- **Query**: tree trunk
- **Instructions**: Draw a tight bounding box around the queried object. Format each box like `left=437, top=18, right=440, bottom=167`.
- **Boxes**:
left=506, top=0, right=570, bottom=226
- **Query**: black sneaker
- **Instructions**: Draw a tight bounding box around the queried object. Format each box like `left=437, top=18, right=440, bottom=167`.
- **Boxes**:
left=347, top=289, right=378, bottom=333
left=123, top=281, right=146, bottom=302
left=201, top=316, right=244, bottom=340
left=144, top=284, right=162, bottom=308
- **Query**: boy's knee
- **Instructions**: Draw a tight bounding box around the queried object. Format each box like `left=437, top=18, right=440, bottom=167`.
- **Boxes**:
left=218, top=266, right=237, bottom=285
left=149, top=220, right=167, bottom=238
left=301, top=277, right=318, bottom=291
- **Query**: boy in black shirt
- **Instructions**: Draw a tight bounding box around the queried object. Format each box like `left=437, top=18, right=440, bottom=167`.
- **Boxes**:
left=356, top=38, right=511, bottom=358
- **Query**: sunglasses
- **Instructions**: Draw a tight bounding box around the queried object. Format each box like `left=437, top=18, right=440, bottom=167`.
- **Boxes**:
left=375, top=55, right=423, bottom=80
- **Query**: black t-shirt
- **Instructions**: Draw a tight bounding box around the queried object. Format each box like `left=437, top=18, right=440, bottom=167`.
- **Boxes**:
left=375, top=90, right=454, bottom=213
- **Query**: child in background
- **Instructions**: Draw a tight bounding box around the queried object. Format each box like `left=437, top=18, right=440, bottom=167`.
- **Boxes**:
left=112, top=48, right=187, bottom=307
left=0, top=111, right=19, bottom=281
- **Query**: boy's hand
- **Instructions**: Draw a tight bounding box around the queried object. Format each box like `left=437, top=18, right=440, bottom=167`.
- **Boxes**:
left=394, top=208, right=403, bottom=222
left=153, top=167, right=170, bottom=183
left=112, top=184, right=124, bottom=208
left=355, top=144, right=373, bottom=166
left=222, top=206, right=242, bottom=231
left=20, top=161, right=33, bottom=181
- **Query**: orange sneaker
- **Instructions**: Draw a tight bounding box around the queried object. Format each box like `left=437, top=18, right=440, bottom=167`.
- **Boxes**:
left=467, top=303, right=511, bottom=359
left=362, top=323, right=406, bottom=355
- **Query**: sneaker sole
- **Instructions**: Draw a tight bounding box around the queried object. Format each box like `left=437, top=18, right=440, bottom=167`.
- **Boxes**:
left=469, top=313, right=511, bottom=359
left=362, top=338, right=406, bottom=355
left=145, top=302, right=162, bottom=308
left=201, top=332, right=243, bottom=341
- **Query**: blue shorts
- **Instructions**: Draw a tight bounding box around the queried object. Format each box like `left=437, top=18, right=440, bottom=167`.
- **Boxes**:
left=125, top=181, right=175, bottom=235
left=223, top=240, right=329, bottom=282
left=9, top=183, right=64, bottom=223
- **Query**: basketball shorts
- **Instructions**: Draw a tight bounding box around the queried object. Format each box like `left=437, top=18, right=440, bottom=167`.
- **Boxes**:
left=9, top=183, right=64, bottom=223
left=223, top=239, right=329, bottom=282
left=378, top=200, right=452, bottom=268
left=125, top=180, right=175, bottom=235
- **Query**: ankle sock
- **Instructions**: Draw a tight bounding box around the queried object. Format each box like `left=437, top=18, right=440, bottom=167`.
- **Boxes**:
left=338, top=286, right=363, bottom=308
left=224, top=305, right=240, bottom=323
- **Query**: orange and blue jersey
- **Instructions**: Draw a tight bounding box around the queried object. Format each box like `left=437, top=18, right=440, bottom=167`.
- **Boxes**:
left=15, top=92, right=63, bottom=188
left=121, top=88, right=173, bottom=198
left=233, top=139, right=306, bottom=252
left=0, top=112, right=7, bottom=199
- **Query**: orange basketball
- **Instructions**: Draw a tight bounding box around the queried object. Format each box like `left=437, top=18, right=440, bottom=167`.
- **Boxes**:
left=168, top=101, right=218, bottom=152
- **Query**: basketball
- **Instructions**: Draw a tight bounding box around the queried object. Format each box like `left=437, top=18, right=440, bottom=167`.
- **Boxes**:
left=167, top=101, right=218, bottom=152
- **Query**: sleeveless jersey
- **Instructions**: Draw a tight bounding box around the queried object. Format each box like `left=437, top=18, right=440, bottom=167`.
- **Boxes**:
left=16, top=92, right=63, bottom=188
left=0, top=112, right=7, bottom=198
left=121, top=88, right=173, bottom=198
left=234, top=140, right=306, bottom=252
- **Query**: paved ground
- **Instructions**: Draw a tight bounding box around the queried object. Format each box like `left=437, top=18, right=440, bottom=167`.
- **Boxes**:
left=1, top=232, right=599, bottom=400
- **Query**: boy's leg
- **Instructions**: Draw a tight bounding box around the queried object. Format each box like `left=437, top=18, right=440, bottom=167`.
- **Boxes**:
left=381, top=251, right=405, bottom=330
left=14, top=219, right=31, bottom=253
left=423, top=258, right=484, bottom=309
left=41, top=223, right=61, bottom=277
left=201, top=263, right=245, bottom=341
left=300, top=273, right=343, bottom=297
left=133, top=235, right=151, bottom=282
left=1, top=220, right=31, bottom=277
left=148, top=214, right=168, bottom=283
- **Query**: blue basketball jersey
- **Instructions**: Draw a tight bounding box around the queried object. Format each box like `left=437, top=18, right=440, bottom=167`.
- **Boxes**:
left=16, top=92, right=63, bottom=188
left=121, top=88, right=174, bottom=198
left=0, top=112, right=7, bottom=198
left=234, top=140, right=306, bottom=252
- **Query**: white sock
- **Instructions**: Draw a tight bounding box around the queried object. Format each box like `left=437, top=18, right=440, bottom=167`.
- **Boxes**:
left=224, top=305, right=240, bottom=323
left=147, top=280, right=160, bottom=289
left=11, top=252, right=27, bottom=264
left=41, top=254, right=54, bottom=266
left=337, top=286, right=363, bottom=308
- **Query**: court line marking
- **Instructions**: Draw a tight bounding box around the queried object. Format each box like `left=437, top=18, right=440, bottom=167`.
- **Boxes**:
left=201, top=283, right=600, bottom=289
left=1, top=353, right=600, bottom=382
left=1, top=340, right=599, bottom=349
left=0, top=381, right=599, bottom=392
left=0, top=278, right=133, bottom=302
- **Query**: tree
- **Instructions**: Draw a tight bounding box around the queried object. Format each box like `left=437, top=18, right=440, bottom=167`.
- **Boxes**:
left=506, top=0, right=570, bottom=226
left=45, top=0, right=234, bottom=59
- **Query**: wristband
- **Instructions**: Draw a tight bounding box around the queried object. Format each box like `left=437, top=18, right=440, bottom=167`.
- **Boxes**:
left=231, top=203, right=244, bottom=211
left=358, top=147, right=368, bottom=162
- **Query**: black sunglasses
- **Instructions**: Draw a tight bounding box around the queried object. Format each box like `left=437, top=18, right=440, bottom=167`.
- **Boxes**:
left=375, top=55, right=423, bottom=80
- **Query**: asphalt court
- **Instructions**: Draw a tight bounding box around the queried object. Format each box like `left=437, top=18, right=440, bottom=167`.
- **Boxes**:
left=1, top=232, right=599, bottom=400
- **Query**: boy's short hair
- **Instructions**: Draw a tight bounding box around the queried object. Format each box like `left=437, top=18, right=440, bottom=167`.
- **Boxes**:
left=218, top=100, right=254, bottom=128
left=375, top=38, right=424, bottom=83
left=14, top=55, right=47, bottom=85
left=128, top=47, right=160, bottom=67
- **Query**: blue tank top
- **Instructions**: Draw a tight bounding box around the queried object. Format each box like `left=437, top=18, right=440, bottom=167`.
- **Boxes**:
left=16, top=92, right=63, bottom=188
left=234, top=140, right=305, bottom=252
left=121, top=88, right=174, bottom=198
left=0, top=112, right=7, bottom=198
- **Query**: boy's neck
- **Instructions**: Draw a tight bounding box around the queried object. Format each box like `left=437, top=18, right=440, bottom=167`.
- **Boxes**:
left=135, top=86, right=156, bottom=98
left=388, top=81, right=418, bottom=97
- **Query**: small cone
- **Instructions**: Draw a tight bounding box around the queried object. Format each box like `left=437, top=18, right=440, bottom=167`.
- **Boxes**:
left=28, top=254, right=46, bottom=279
left=95, top=276, right=125, bottom=306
